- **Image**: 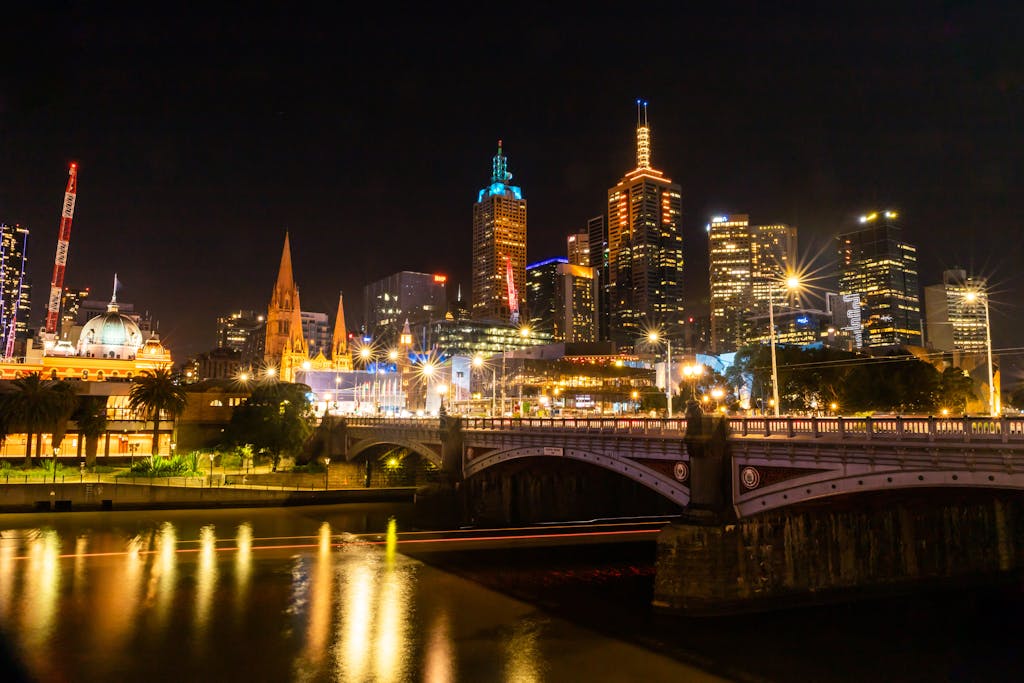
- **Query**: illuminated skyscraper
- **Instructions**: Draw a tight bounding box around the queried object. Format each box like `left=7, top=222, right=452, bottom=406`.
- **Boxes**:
left=606, top=101, right=683, bottom=349
left=837, top=211, right=921, bottom=348
left=567, top=231, right=589, bottom=266
left=364, top=271, right=448, bottom=339
left=709, top=217, right=799, bottom=353
left=216, top=309, right=264, bottom=353
left=527, top=258, right=597, bottom=343
left=0, top=223, right=31, bottom=357
left=708, top=214, right=753, bottom=353
left=750, top=223, right=797, bottom=316
left=924, top=269, right=987, bottom=353
left=587, top=214, right=610, bottom=342
left=472, top=141, right=527, bottom=322
left=59, top=286, right=90, bottom=340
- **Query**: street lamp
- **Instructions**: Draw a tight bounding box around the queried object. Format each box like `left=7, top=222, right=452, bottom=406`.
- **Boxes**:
left=964, top=288, right=996, bottom=416
left=436, top=383, right=448, bottom=414
left=768, top=274, right=801, bottom=417
left=52, top=445, right=60, bottom=483
left=710, top=387, right=725, bottom=410
left=647, top=331, right=673, bottom=418
left=681, top=363, right=704, bottom=398
left=323, top=457, right=331, bottom=490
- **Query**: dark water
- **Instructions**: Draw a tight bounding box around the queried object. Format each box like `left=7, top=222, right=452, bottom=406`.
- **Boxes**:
left=0, top=506, right=718, bottom=683
left=1, top=505, right=1020, bottom=682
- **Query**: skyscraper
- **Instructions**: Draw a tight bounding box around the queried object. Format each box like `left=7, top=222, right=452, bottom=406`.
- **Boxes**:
left=527, top=257, right=598, bottom=344
left=924, top=269, right=987, bottom=353
left=567, top=231, right=590, bottom=266
left=750, top=223, right=798, bottom=317
left=0, top=223, right=31, bottom=358
left=837, top=211, right=922, bottom=348
left=59, top=286, right=90, bottom=340
left=587, top=214, right=610, bottom=342
left=472, top=141, right=526, bottom=323
left=606, top=101, right=683, bottom=349
left=364, top=271, right=448, bottom=339
left=216, top=309, right=264, bottom=354
left=708, top=214, right=753, bottom=353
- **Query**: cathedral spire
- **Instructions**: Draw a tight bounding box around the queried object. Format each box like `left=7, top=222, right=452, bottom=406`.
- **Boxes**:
left=635, top=98, right=651, bottom=170
left=273, top=231, right=295, bottom=308
left=331, top=292, right=348, bottom=360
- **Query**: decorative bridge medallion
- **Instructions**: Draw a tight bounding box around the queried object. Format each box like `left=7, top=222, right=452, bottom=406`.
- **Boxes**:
left=740, top=467, right=761, bottom=489
left=673, top=461, right=689, bottom=483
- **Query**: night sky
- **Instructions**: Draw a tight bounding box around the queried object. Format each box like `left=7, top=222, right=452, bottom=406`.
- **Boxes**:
left=2, top=5, right=1022, bottom=366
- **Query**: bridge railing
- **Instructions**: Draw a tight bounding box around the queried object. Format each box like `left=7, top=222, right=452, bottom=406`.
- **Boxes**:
left=344, top=415, right=1024, bottom=443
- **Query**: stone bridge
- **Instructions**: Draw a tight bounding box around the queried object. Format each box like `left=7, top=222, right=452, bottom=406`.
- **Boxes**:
left=338, top=414, right=1024, bottom=518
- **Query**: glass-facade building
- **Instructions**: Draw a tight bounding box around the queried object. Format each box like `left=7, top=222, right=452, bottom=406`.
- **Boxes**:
left=924, top=269, right=987, bottom=353
left=527, top=258, right=597, bottom=343
left=0, top=223, right=31, bottom=357
left=837, top=211, right=921, bottom=348
left=363, top=271, right=447, bottom=339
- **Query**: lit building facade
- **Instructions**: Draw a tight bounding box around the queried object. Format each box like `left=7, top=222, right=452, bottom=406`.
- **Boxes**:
left=708, top=214, right=753, bottom=353
left=425, top=318, right=551, bottom=359
left=363, top=271, right=448, bottom=338
left=59, top=286, right=90, bottom=340
left=567, top=231, right=590, bottom=266
left=837, top=211, right=922, bottom=348
left=750, top=223, right=798, bottom=317
left=0, top=223, right=31, bottom=357
left=924, top=269, right=988, bottom=353
left=216, top=309, right=264, bottom=355
left=300, top=311, right=331, bottom=357
left=471, top=141, right=527, bottom=322
left=527, top=258, right=597, bottom=343
left=606, top=102, right=683, bottom=349
left=587, top=214, right=610, bottom=342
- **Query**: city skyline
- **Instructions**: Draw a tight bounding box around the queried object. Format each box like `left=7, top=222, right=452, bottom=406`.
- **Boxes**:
left=1, top=6, right=1020, bottom=360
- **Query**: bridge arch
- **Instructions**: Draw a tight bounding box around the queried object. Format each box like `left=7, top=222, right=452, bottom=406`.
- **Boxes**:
left=464, top=445, right=689, bottom=507
left=346, top=438, right=442, bottom=468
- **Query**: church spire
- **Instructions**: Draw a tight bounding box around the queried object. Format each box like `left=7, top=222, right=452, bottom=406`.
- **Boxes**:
left=635, top=98, right=651, bottom=170
left=331, top=292, right=348, bottom=360
left=272, top=231, right=295, bottom=308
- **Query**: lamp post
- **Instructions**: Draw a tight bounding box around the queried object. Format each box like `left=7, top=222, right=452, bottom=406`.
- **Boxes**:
left=52, top=445, right=60, bottom=483
left=965, top=288, right=996, bottom=416
left=768, top=274, right=801, bottom=417
left=681, top=363, right=704, bottom=399
left=323, top=457, right=331, bottom=490
left=647, top=331, right=673, bottom=418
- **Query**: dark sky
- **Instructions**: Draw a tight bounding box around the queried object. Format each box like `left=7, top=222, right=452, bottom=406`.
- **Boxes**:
left=2, top=4, right=1022, bottom=362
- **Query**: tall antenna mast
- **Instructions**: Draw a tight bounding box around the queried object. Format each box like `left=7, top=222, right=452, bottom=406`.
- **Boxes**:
left=635, top=99, right=651, bottom=170
left=44, top=162, right=79, bottom=335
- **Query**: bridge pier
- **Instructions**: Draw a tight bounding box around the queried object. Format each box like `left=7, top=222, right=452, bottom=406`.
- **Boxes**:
left=653, top=492, right=1024, bottom=615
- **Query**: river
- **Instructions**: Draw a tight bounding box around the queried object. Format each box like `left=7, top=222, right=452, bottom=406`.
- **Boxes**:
left=0, top=505, right=1019, bottom=682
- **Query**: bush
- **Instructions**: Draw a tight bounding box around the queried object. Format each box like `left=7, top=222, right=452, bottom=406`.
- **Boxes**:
left=292, top=461, right=325, bottom=474
left=125, top=454, right=204, bottom=477
left=219, top=451, right=242, bottom=469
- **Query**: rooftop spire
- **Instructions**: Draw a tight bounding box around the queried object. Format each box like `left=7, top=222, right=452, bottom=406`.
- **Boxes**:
left=491, top=139, right=512, bottom=184
left=635, top=98, right=651, bottom=170
left=331, top=292, right=348, bottom=360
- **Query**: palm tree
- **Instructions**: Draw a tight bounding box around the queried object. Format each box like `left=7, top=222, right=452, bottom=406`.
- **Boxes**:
left=129, top=367, right=188, bottom=457
left=6, top=373, right=77, bottom=467
left=73, top=395, right=109, bottom=468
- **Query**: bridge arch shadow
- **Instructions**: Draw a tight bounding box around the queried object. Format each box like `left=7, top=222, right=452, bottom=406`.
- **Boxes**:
left=464, top=447, right=688, bottom=525
left=346, top=438, right=442, bottom=469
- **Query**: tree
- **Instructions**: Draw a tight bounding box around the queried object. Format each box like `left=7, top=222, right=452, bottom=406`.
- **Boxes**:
left=5, top=373, right=77, bottom=467
left=73, top=396, right=109, bottom=467
left=937, top=366, right=977, bottom=414
left=129, top=367, right=188, bottom=457
left=224, top=382, right=314, bottom=471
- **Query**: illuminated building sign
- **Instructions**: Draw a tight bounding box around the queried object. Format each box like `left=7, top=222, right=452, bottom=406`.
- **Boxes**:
left=433, top=274, right=447, bottom=284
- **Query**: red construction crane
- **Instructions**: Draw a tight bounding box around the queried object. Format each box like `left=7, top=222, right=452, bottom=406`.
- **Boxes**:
left=44, top=163, right=78, bottom=335
left=505, top=255, right=519, bottom=324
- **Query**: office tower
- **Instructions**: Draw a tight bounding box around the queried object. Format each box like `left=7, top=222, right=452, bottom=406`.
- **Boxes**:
left=472, top=141, right=527, bottom=322
left=59, top=286, right=90, bottom=339
left=826, top=292, right=864, bottom=349
left=587, top=214, right=610, bottom=341
left=924, top=269, right=987, bottom=353
left=216, top=310, right=264, bottom=353
left=606, top=101, right=683, bottom=349
left=1, top=223, right=31, bottom=357
left=708, top=214, right=753, bottom=353
left=364, top=271, right=448, bottom=338
left=567, top=231, right=590, bottom=266
left=527, top=258, right=598, bottom=343
left=300, top=311, right=331, bottom=357
left=837, top=211, right=922, bottom=348
left=750, top=223, right=798, bottom=316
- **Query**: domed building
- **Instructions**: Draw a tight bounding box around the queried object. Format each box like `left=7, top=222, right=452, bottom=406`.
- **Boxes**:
left=78, top=300, right=145, bottom=360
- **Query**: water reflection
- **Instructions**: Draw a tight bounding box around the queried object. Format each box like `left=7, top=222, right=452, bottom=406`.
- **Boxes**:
left=195, top=524, right=218, bottom=637
left=0, top=507, right=691, bottom=683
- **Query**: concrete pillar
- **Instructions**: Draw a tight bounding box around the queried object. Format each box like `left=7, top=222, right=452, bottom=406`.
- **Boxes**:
left=438, top=416, right=464, bottom=480
left=683, top=401, right=732, bottom=516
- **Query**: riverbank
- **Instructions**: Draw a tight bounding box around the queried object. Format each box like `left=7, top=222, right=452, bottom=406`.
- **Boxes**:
left=0, top=481, right=415, bottom=512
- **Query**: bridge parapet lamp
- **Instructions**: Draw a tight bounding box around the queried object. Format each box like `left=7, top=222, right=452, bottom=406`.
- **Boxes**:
left=769, top=274, right=802, bottom=417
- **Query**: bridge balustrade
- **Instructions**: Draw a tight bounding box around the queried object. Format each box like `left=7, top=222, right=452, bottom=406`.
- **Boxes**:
left=345, top=415, right=1024, bottom=444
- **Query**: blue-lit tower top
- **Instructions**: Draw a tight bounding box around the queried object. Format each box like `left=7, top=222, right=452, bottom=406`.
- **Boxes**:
left=478, top=139, right=523, bottom=202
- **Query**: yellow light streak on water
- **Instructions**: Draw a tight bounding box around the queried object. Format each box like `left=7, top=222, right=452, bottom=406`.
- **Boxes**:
left=423, top=609, right=454, bottom=683
left=337, top=559, right=375, bottom=682
left=21, top=530, right=61, bottom=668
left=235, top=521, right=252, bottom=608
left=195, top=524, right=218, bottom=636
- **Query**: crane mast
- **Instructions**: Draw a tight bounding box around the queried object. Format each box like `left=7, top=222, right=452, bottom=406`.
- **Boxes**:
left=44, top=163, right=78, bottom=336
left=505, top=255, right=519, bottom=324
